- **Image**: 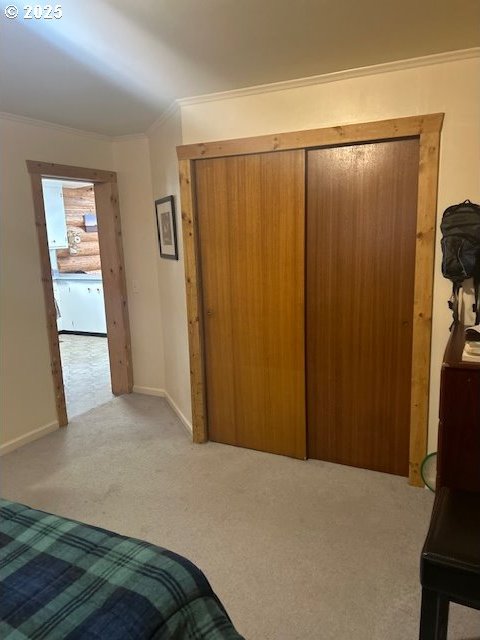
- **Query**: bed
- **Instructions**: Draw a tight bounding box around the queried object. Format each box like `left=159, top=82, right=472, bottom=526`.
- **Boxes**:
left=0, top=499, right=244, bottom=639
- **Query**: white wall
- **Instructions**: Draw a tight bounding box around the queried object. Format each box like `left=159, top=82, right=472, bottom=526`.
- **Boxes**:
left=0, top=117, right=167, bottom=451
left=112, top=137, right=165, bottom=394
left=179, top=55, right=480, bottom=451
left=148, top=109, right=192, bottom=426
left=0, top=117, right=114, bottom=449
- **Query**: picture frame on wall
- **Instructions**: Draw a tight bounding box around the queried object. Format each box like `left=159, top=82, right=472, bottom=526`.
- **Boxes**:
left=155, top=195, right=178, bottom=260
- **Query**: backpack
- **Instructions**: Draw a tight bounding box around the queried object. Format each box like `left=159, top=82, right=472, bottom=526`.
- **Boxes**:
left=440, top=199, right=480, bottom=324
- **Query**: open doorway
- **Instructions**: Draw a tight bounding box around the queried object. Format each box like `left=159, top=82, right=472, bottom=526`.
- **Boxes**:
left=44, top=178, right=113, bottom=418
left=27, top=161, right=133, bottom=427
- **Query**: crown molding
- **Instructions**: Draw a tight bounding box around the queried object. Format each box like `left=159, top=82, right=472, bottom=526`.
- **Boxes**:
left=111, top=132, right=148, bottom=143
left=0, top=111, right=112, bottom=140
left=0, top=108, right=172, bottom=141
left=0, top=110, right=157, bottom=142
left=146, top=101, right=179, bottom=136
left=177, top=47, right=480, bottom=107
left=2, top=48, right=478, bottom=137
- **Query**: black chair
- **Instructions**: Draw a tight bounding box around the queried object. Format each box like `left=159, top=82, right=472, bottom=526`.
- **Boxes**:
left=420, top=487, right=480, bottom=639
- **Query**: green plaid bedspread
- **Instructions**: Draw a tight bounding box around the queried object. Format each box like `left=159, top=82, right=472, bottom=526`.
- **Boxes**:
left=0, top=499, right=244, bottom=639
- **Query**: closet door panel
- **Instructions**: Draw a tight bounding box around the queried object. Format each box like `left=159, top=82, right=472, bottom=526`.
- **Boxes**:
left=306, top=139, right=420, bottom=475
left=196, top=151, right=306, bottom=458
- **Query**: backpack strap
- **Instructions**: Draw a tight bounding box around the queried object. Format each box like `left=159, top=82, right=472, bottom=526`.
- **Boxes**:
left=474, top=276, right=480, bottom=325
left=448, top=282, right=461, bottom=329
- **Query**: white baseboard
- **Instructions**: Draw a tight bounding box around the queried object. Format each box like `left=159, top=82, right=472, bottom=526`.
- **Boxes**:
left=132, top=385, right=166, bottom=397
left=0, top=421, right=59, bottom=456
left=133, top=386, right=193, bottom=434
left=163, top=391, right=193, bottom=435
left=1, top=388, right=193, bottom=455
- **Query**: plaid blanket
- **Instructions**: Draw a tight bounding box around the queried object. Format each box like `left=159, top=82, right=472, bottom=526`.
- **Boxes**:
left=0, top=500, right=243, bottom=639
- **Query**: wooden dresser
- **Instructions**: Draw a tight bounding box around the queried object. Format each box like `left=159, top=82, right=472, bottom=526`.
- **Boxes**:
left=437, top=324, right=480, bottom=491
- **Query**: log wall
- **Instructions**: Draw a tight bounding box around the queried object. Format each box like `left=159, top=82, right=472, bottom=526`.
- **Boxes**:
left=56, top=186, right=102, bottom=274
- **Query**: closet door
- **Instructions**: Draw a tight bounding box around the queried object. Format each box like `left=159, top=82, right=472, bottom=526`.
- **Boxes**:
left=306, top=139, right=419, bottom=475
left=196, top=151, right=306, bottom=458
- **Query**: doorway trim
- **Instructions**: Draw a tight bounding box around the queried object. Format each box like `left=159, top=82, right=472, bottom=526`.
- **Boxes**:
left=177, top=113, right=444, bottom=486
left=27, top=160, right=133, bottom=428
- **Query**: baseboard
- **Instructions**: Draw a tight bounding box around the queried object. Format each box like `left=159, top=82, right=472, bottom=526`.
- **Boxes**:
left=163, top=391, right=193, bottom=435
left=132, top=385, right=166, bottom=397
left=59, top=330, right=107, bottom=337
left=133, top=386, right=193, bottom=434
left=0, top=421, right=59, bottom=456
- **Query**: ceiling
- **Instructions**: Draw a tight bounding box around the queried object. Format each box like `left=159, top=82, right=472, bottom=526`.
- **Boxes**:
left=1, top=0, right=479, bottom=136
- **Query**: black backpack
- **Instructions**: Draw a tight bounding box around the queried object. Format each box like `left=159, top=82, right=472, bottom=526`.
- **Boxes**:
left=441, top=199, right=480, bottom=324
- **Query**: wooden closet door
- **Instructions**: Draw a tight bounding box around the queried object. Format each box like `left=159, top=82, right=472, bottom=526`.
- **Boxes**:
left=196, top=151, right=306, bottom=458
left=306, top=139, right=420, bottom=475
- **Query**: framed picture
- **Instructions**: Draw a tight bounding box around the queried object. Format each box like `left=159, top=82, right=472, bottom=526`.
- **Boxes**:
left=155, top=195, right=178, bottom=260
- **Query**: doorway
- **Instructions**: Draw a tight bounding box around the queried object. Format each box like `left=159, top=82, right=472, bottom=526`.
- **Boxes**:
left=27, top=161, right=132, bottom=427
left=43, top=178, right=112, bottom=418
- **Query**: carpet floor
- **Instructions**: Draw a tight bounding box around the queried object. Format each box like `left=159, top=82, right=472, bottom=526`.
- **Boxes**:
left=1, top=393, right=479, bottom=640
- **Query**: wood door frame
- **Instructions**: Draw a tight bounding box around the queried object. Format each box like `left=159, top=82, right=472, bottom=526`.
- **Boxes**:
left=27, top=160, right=133, bottom=428
left=177, top=113, right=444, bottom=486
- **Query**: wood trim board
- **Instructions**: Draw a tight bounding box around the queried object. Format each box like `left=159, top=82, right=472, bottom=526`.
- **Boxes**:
left=177, top=113, right=444, bottom=160
left=94, top=181, right=133, bottom=394
left=409, top=130, right=442, bottom=485
left=178, top=159, right=207, bottom=443
left=26, top=160, right=116, bottom=183
left=27, top=161, right=133, bottom=428
left=29, top=172, right=68, bottom=427
left=177, top=113, right=444, bottom=485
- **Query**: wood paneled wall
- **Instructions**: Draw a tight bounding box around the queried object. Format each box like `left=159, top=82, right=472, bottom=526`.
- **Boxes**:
left=56, top=186, right=101, bottom=273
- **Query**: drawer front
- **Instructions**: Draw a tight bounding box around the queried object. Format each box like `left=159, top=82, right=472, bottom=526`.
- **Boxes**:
left=438, top=368, right=480, bottom=491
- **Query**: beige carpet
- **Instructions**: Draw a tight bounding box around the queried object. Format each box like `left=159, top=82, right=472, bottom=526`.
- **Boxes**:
left=1, top=393, right=479, bottom=640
